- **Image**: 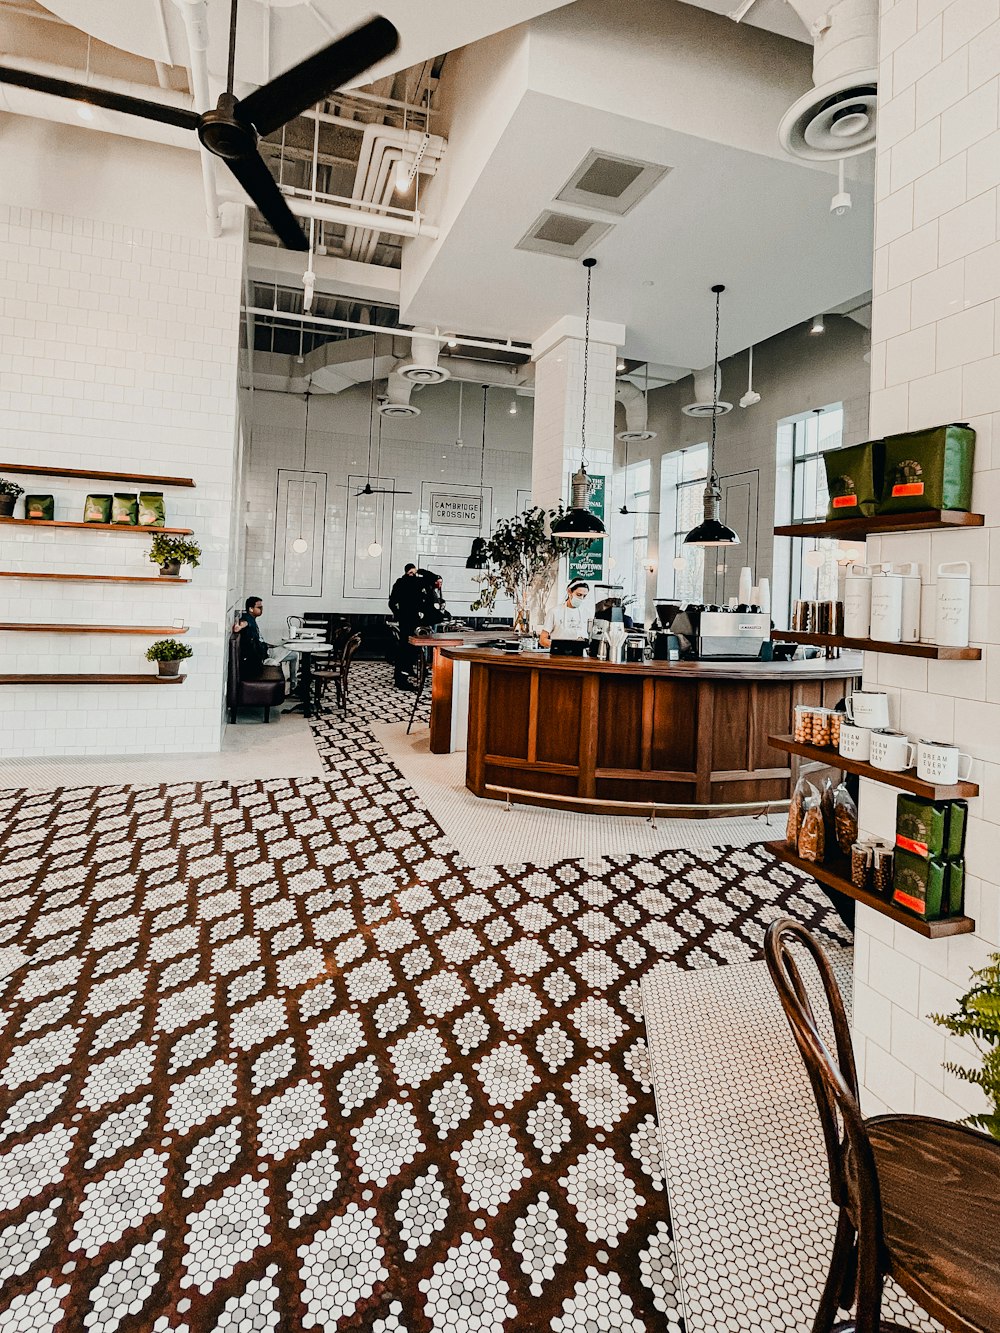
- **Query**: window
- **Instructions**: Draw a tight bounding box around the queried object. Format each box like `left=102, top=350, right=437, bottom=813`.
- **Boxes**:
left=657, top=442, right=709, bottom=605
left=773, top=405, right=844, bottom=624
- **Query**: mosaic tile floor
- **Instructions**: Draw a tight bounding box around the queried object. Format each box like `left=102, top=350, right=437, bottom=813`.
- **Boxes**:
left=0, top=661, right=851, bottom=1331
left=642, top=957, right=942, bottom=1333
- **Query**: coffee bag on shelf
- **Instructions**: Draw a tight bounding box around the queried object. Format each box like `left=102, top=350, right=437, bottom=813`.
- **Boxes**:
left=112, top=493, right=138, bottom=525
left=137, top=491, right=165, bottom=526
left=83, top=494, right=112, bottom=523
left=823, top=440, right=884, bottom=519
left=24, top=495, right=54, bottom=520
left=878, top=423, right=975, bottom=514
left=892, top=848, right=947, bottom=919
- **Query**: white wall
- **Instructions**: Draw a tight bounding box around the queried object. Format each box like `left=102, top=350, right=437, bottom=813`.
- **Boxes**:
left=852, top=0, right=1000, bottom=1120
left=612, top=315, right=871, bottom=612
left=0, top=118, right=243, bottom=757
left=242, top=380, right=533, bottom=643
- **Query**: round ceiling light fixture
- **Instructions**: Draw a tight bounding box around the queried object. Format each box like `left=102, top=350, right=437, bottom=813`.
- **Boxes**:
left=778, top=72, right=877, bottom=160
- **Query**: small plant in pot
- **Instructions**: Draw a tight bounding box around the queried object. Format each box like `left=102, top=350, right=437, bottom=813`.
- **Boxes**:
left=0, top=478, right=24, bottom=518
left=148, top=532, right=201, bottom=578
left=146, top=639, right=193, bottom=677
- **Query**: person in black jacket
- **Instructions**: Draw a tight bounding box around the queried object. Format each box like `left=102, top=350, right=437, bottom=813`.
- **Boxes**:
left=388, top=563, right=422, bottom=690
left=233, top=596, right=282, bottom=682
left=417, top=569, right=447, bottom=628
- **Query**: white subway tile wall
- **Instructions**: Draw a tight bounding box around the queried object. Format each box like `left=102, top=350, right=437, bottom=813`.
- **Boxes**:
left=855, top=0, right=1000, bottom=1120
left=0, top=205, right=243, bottom=758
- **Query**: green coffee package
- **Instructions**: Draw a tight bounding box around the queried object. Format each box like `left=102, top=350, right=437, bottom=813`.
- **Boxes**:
left=83, top=494, right=112, bottom=523
left=892, top=848, right=947, bottom=919
left=896, top=794, right=948, bottom=859
left=137, top=492, right=165, bottom=527
left=947, top=800, right=967, bottom=858
left=24, top=494, right=54, bottom=520
left=947, top=859, right=965, bottom=916
left=879, top=423, right=975, bottom=514
left=823, top=440, right=884, bottom=519
left=112, top=493, right=138, bottom=525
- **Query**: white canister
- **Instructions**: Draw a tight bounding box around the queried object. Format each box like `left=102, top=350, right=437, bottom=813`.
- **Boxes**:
left=869, top=565, right=903, bottom=643
left=897, top=563, right=922, bottom=643
left=935, top=560, right=971, bottom=648
left=843, top=564, right=873, bottom=639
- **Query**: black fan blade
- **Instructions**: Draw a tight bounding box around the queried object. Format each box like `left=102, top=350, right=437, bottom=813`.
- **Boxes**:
left=238, top=17, right=399, bottom=137
left=0, top=65, right=200, bottom=131
left=222, top=150, right=309, bottom=250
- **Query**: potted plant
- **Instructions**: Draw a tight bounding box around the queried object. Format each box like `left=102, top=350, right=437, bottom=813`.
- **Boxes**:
left=148, top=532, right=201, bottom=578
left=0, top=478, right=24, bottom=518
left=145, top=638, right=193, bottom=677
left=470, top=506, right=571, bottom=634
left=932, top=952, right=1000, bottom=1140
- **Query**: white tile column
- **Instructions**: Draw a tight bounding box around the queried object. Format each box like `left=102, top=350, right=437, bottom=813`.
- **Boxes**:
left=853, top=0, right=1000, bottom=1119
left=530, top=314, right=625, bottom=513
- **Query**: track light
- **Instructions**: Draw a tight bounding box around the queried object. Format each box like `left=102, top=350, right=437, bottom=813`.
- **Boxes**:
left=447, top=334, right=458, bottom=348
left=395, top=158, right=411, bottom=193
left=616, top=359, right=626, bottom=372
left=508, top=396, right=517, bottom=416
left=810, top=314, right=825, bottom=335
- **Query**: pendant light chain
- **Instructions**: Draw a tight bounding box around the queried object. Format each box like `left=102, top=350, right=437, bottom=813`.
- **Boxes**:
left=478, top=386, right=488, bottom=535
left=710, top=282, right=721, bottom=482
left=581, top=258, right=594, bottom=470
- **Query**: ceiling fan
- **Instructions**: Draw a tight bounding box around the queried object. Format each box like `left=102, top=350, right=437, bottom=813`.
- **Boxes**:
left=0, top=1, right=398, bottom=252
left=354, top=336, right=412, bottom=497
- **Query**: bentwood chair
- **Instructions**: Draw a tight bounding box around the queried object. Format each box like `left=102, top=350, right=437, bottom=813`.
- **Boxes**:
left=311, top=632, right=361, bottom=716
left=764, top=919, right=1000, bottom=1333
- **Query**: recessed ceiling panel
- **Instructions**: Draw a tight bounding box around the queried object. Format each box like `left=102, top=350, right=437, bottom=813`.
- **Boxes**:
left=516, top=210, right=612, bottom=259
left=556, top=150, right=671, bottom=215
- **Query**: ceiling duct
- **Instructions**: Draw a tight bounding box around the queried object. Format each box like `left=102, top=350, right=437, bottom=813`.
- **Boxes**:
left=395, top=328, right=451, bottom=385
left=615, top=381, right=656, bottom=442
left=378, top=374, right=420, bottom=418
left=778, top=0, right=877, bottom=160
left=681, top=365, right=732, bottom=419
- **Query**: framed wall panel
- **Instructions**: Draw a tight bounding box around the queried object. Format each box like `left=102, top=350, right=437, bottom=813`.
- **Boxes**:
left=343, top=473, right=395, bottom=600
left=272, top=469, right=326, bottom=597
left=710, top=469, right=759, bottom=605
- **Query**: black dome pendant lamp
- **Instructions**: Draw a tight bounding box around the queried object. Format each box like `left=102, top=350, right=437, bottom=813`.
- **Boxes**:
left=551, top=257, right=606, bottom=540
left=684, top=283, right=741, bottom=548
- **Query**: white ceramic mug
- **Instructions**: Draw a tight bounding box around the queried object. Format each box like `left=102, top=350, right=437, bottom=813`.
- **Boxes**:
left=845, top=690, right=891, bottom=729
left=839, top=722, right=872, bottom=761
left=869, top=729, right=916, bottom=772
left=916, top=740, right=973, bottom=786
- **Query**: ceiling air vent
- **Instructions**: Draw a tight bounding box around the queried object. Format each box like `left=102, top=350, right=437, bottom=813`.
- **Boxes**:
left=516, top=211, right=612, bottom=260
left=556, top=150, right=670, bottom=216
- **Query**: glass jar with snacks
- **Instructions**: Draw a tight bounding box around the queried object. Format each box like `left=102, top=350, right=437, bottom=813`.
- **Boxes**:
left=793, top=705, right=833, bottom=747
left=872, top=844, right=894, bottom=898
left=829, top=711, right=843, bottom=747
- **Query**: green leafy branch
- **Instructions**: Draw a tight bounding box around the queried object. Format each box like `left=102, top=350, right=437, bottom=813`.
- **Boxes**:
left=932, top=953, right=1000, bottom=1140
left=470, top=506, right=572, bottom=613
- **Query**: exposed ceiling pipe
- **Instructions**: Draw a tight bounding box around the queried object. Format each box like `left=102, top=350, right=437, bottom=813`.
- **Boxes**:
left=681, top=365, right=733, bottom=419
left=778, top=0, right=878, bottom=160
left=344, top=124, right=444, bottom=261
left=241, top=306, right=531, bottom=357
left=615, top=380, right=656, bottom=442
left=395, top=328, right=450, bottom=384
left=173, top=0, right=223, bottom=239
left=379, top=372, right=420, bottom=418
left=282, top=194, right=439, bottom=240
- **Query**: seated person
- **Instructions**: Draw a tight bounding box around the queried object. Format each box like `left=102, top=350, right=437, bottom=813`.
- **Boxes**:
left=539, top=579, right=590, bottom=648
left=233, top=596, right=284, bottom=681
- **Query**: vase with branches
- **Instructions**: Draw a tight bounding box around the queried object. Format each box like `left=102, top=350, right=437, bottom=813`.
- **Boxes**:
left=931, top=952, right=1000, bottom=1140
left=470, top=506, right=572, bottom=634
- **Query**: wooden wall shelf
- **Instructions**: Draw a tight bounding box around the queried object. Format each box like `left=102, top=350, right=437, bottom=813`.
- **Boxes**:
left=767, top=840, right=974, bottom=938
left=768, top=734, right=979, bottom=799
left=0, top=464, right=195, bottom=487
left=777, top=629, right=981, bottom=660
left=0, top=674, right=185, bottom=685
left=774, top=511, right=984, bottom=540
left=0, top=517, right=193, bottom=535
left=0, top=571, right=190, bottom=584
left=0, top=624, right=188, bottom=636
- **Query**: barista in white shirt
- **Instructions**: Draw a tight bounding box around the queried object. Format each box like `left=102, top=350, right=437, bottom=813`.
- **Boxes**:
left=539, top=578, right=590, bottom=648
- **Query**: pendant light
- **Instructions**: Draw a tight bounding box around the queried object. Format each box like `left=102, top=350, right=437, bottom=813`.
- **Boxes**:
left=466, top=384, right=489, bottom=569
left=550, top=257, right=606, bottom=540
left=683, top=284, right=741, bottom=548
left=291, top=386, right=310, bottom=554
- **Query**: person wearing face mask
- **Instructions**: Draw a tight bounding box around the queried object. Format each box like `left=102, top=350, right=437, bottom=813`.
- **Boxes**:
left=539, top=578, right=590, bottom=649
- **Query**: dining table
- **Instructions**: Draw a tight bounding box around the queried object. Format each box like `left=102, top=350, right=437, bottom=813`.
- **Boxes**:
left=282, top=640, right=332, bottom=718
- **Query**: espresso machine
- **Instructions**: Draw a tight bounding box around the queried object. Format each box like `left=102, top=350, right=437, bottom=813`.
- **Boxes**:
left=665, top=604, right=771, bottom=660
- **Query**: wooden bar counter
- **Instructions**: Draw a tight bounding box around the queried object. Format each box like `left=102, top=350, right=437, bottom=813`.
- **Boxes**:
left=444, top=647, right=861, bottom=817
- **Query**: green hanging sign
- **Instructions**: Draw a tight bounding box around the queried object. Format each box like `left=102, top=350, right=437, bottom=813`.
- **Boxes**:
left=567, top=473, right=605, bottom=582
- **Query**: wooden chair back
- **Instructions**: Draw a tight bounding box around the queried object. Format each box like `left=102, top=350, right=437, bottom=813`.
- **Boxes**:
left=764, top=917, right=886, bottom=1320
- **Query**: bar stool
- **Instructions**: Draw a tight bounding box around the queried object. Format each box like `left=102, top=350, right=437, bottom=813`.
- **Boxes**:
left=765, top=918, right=1000, bottom=1333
